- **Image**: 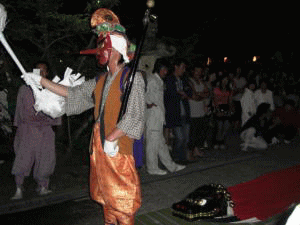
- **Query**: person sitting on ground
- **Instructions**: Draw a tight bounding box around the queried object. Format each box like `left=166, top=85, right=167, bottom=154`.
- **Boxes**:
left=240, top=103, right=272, bottom=151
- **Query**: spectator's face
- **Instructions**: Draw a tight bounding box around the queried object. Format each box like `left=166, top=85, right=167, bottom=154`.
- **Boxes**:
left=36, top=63, right=48, bottom=78
left=221, top=76, right=228, bottom=87
left=193, top=67, right=203, bottom=79
left=175, top=63, right=186, bottom=77
left=249, top=83, right=255, bottom=91
left=209, top=73, right=216, bottom=82
left=160, top=67, right=168, bottom=78
left=260, top=82, right=267, bottom=92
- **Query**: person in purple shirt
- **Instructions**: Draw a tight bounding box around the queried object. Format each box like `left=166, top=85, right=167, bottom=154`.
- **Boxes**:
left=11, top=62, right=61, bottom=200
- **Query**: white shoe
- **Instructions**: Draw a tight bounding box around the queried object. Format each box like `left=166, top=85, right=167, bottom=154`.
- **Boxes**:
left=147, top=169, right=167, bottom=175
left=11, top=187, right=23, bottom=200
left=173, top=164, right=186, bottom=172
left=284, top=139, right=291, bottom=144
left=38, top=187, right=52, bottom=195
left=0, top=160, right=5, bottom=164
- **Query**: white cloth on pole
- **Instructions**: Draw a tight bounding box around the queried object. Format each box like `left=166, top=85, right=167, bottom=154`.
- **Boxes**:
left=30, top=67, right=85, bottom=118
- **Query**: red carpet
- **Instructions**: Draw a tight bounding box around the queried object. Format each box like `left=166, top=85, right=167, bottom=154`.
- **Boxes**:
left=228, top=164, right=300, bottom=220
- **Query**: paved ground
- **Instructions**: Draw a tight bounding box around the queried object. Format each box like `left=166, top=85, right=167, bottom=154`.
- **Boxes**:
left=0, top=130, right=299, bottom=224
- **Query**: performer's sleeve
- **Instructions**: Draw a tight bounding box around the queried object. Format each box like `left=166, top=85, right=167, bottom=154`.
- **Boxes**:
left=117, top=72, right=145, bottom=140
left=65, top=79, right=96, bottom=116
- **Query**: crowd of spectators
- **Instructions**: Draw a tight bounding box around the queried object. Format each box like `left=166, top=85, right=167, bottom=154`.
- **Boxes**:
left=148, top=57, right=300, bottom=165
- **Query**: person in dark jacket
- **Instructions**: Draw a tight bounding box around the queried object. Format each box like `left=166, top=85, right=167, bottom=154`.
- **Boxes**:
left=164, top=58, right=192, bottom=162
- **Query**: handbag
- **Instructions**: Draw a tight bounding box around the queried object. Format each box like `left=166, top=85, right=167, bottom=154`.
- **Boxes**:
left=172, top=184, right=235, bottom=221
left=214, top=104, right=233, bottom=118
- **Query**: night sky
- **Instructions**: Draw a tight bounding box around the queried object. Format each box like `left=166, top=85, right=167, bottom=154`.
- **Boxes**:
left=120, top=2, right=296, bottom=57
left=56, top=1, right=298, bottom=57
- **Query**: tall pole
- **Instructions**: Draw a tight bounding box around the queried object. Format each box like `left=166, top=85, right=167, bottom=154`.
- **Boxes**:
left=117, top=0, right=156, bottom=122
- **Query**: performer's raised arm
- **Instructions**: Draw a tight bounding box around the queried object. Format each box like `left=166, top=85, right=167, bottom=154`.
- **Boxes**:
left=40, top=77, right=68, bottom=97
left=22, top=72, right=68, bottom=97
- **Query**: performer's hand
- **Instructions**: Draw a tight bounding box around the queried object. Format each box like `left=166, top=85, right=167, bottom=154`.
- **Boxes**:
left=21, top=72, right=42, bottom=89
left=104, top=140, right=119, bottom=157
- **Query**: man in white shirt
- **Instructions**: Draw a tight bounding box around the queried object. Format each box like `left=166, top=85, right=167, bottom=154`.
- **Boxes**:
left=254, top=79, right=275, bottom=111
left=241, top=80, right=256, bottom=126
left=145, top=59, right=185, bottom=175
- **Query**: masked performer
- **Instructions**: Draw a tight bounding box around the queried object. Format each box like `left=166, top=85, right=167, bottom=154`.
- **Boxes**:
left=22, top=9, right=145, bottom=225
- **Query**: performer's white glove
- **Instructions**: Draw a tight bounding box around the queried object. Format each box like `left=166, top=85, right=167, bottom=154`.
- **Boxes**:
left=21, top=72, right=42, bottom=89
left=104, top=140, right=119, bottom=157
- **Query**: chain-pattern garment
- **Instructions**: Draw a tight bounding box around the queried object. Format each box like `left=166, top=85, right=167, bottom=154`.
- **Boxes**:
left=66, top=72, right=145, bottom=140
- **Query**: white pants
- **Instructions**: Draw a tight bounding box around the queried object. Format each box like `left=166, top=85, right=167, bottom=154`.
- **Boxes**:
left=145, top=127, right=177, bottom=172
left=240, top=128, right=268, bottom=150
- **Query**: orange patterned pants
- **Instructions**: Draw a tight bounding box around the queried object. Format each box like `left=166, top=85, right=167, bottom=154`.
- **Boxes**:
left=90, top=123, right=141, bottom=225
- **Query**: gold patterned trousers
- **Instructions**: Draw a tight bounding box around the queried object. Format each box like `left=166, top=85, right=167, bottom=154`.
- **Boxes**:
left=90, top=123, right=141, bottom=224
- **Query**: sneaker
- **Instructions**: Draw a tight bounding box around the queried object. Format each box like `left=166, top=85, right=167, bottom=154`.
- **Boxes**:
left=213, top=145, right=219, bottom=150
left=11, top=187, right=23, bottom=200
left=173, top=164, right=186, bottom=172
left=0, top=160, right=4, bottom=164
left=284, top=139, right=291, bottom=144
left=147, top=169, right=167, bottom=175
left=39, top=187, right=52, bottom=196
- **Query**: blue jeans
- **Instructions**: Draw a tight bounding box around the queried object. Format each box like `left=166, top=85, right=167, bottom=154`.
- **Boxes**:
left=172, top=116, right=190, bottom=161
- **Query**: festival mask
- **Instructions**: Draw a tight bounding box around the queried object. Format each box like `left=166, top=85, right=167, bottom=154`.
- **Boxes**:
left=80, top=8, right=129, bottom=65
left=96, top=32, right=112, bottom=66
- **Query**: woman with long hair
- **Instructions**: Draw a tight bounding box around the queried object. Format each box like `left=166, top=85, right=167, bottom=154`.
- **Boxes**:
left=212, top=74, right=234, bottom=149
